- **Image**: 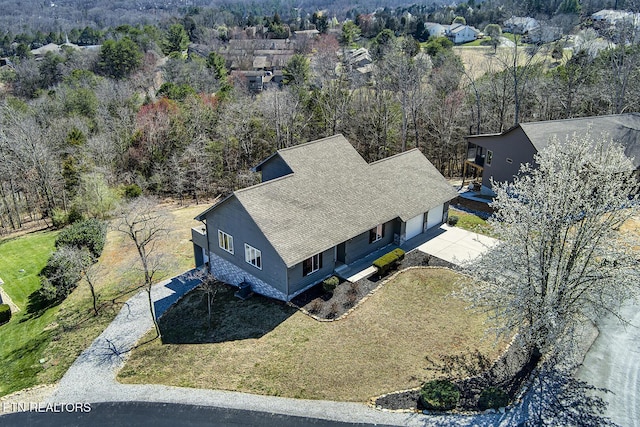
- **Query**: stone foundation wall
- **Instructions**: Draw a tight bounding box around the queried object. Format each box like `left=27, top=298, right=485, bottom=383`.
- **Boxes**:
left=208, top=252, right=287, bottom=301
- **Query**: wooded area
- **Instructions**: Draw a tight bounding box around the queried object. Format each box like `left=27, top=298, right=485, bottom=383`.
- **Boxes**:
left=1, top=0, right=639, bottom=234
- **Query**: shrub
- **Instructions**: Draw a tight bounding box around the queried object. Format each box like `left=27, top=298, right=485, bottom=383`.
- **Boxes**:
left=373, top=248, right=405, bottom=276
left=67, top=205, right=84, bottom=224
left=478, top=386, right=509, bottom=410
left=348, top=281, right=360, bottom=296
left=344, top=291, right=358, bottom=308
left=51, top=208, right=69, bottom=229
left=308, top=299, right=323, bottom=314
left=55, top=218, right=107, bottom=259
left=41, top=246, right=92, bottom=301
left=447, top=215, right=459, bottom=226
left=0, top=304, right=11, bottom=325
left=123, top=183, right=142, bottom=199
left=327, top=301, right=339, bottom=318
left=419, top=380, right=460, bottom=411
left=322, top=276, right=339, bottom=293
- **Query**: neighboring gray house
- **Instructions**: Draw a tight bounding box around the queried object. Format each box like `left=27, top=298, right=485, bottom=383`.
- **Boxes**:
left=464, top=114, right=640, bottom=191
left=192, top=135, right=458, bottom=301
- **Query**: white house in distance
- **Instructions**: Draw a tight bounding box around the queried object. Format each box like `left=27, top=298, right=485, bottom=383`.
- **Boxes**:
left=503, top=16, right=539, bottom=34
left=445, top=23, right=480, bottom=44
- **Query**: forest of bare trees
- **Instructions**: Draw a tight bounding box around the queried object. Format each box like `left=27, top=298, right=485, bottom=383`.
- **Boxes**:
left=1, top=0, right=640, bottom=234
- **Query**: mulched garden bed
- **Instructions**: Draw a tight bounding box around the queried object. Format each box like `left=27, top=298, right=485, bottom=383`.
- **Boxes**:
left=290, top=250, right=456, bottom=320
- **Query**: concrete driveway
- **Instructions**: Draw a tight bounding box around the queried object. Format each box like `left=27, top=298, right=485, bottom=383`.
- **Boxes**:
left=416, top=224, right=498, bottom=266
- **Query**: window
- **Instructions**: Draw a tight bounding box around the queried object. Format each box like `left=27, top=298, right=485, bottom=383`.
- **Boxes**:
left=303, top=253, right=322, bottom=276
left=218, top=230, right=234, bottom=254
left=369, top=224, right=384, bottom=243
left=244, top=244, right=262, bottom=270
left=486, top=150, right=493, bottom=166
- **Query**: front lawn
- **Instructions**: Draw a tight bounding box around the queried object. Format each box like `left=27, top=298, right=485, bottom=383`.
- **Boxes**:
left=118, top=268, right=505, bottom=402
left=451, top=209, right=494, bottom=236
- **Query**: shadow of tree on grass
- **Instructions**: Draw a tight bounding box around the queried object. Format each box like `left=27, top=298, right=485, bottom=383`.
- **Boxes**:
left=158, top=283, right=296, bottom=344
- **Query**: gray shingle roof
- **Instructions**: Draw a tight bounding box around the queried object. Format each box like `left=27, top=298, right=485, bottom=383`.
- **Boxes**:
left=200, top=135, right=457, bottom=268
left=518, top=113, right=640, bottom=168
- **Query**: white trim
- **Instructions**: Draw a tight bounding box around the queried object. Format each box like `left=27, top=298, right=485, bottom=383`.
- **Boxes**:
left=303, top=253, right=321, bottom=276
left=370, top=223, right=383, bottom=243
left=218, top=229, right=234, bottom=254
left=244, top=243, right=262, bottom=270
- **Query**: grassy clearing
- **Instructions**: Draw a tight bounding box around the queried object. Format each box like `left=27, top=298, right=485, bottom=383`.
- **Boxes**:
left=0, top=230, right=59, bottom=396
left=0, top=230, right=59, bottom=309
left=0, top=202, right=206, bottom=397
left=451, top=210, right=494, bottom=237
left=118, top=268, right=505, bottom=402
left=453, top=43, right=558, bottom=80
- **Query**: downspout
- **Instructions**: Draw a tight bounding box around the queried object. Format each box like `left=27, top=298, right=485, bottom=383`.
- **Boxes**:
left=200, top=219, right=212, bottom=275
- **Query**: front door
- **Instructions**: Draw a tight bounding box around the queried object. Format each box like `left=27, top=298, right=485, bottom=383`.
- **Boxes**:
left=336, top=242, right=346, bottom=264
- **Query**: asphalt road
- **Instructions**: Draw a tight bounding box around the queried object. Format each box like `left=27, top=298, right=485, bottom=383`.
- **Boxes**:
left=577, top=301, right=640, bottom=427
left=0, top=402, right=396, bottom=427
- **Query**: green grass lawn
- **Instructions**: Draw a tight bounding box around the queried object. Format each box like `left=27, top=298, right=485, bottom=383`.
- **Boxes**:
left=0, top=229, right=59, bottom=396
left=119, top=268, right=505, bottom=402
left=450, top=209, right=494, bottom=236
left=0, top=230, right=58, bottom=309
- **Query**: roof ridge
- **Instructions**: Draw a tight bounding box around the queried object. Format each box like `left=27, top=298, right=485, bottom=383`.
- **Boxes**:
left=234, top=172, right=294, bottom=195
left=276, top=134, right=346, bottom=153
left=521, top=113, right=640, bottom=126
left=369, top=148, right=422, bottom=165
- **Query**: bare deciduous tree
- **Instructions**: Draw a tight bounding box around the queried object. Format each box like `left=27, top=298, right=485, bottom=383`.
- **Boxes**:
left=114, top=197, right=173, bottom=338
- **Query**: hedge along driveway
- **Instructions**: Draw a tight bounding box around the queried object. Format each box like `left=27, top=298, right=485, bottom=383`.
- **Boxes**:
left=119, top=268, right=506, bottom=402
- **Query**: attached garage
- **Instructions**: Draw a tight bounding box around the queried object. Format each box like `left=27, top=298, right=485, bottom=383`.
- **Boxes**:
left=426, top=204, right=444, bottom=229
left=405, top=213, right=424, bottom=241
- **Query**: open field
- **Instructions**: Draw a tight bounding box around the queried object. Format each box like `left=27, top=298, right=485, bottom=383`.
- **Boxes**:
left=453, top=44, right=560, bottom=80
left=0, top=202, right=207, bottom=397
left=118, top=268, right=506, bottom=402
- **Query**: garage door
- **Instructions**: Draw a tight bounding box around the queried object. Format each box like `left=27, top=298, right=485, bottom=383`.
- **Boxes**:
left=426, top=204, right=444, bottom=229
left=405, top=213, right=424, bottom=241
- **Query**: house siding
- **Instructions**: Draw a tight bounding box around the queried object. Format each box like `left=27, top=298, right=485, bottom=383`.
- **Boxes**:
left=287, top=247, right=335, bottom=296
left=469, top=128, right=537, bottom=188
left=258, top=155, right=293, bottom=182
left=204, top=197, right=288, bottom=296
left=343, top=219, right=396, bottom=265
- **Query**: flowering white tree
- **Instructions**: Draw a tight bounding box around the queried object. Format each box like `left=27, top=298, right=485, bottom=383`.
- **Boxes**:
left=463, top=131, right=639, bottom=358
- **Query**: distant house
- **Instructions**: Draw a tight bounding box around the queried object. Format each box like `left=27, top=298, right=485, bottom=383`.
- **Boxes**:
left=192, top=135, right=458, bottom=301
left=425, top=22, right=446, bottom=38
left=524, top=25, right=563, bottom=43
left=342, top=47, right=373, bottom=75
left=592, top=9, right=640, bottom=26
left=503, top=17, right=539, bottom=34
left=464, top=114, right=640, bottom=191
left=444, top=24, right=480, bottom=44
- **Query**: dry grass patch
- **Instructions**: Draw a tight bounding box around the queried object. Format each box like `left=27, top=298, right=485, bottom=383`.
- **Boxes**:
left=118, top=268, right=505, bottom=402
left=454, top=45, right=559, bottom=80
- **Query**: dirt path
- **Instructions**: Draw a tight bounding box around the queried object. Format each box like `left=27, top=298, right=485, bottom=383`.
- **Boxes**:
left=0, top=284, right=20, bottom=313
